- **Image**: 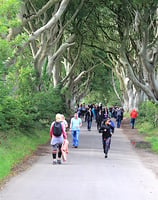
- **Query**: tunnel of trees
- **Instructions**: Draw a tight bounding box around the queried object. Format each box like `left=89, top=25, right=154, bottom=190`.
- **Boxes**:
left=0, top=0, right=158, bottom=130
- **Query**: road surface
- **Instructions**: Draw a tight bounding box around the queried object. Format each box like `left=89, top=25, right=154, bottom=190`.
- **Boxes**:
left=0, top=120, right=158, bottom=200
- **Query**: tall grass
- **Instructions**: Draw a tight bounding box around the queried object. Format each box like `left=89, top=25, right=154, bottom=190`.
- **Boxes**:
left=0, top=128, right=49, bottom=181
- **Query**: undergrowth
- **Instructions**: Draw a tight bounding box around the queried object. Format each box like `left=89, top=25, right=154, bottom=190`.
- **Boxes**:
left=0, top=128, right=49, bottom=181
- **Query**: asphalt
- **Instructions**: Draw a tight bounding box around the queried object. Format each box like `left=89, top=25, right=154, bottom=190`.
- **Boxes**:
left=0, top=119, right=158, bottom=200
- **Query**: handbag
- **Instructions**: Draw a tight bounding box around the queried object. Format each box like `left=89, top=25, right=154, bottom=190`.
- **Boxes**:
left=61, top=139, right=69, bottom=161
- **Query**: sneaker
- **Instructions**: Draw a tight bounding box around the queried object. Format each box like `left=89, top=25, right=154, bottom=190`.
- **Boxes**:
left=105, top=154, right=108, bottom=158
left=53, top=160, right=57, bottom=165
left=57, top=160, right=61, bottom=164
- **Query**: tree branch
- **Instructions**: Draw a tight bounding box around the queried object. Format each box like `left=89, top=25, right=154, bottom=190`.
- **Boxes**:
left=5, top=0, right=70, bottom=68
left=61, top=43, right=82, bottom=85
left=73, top=63, right=101, bottom=84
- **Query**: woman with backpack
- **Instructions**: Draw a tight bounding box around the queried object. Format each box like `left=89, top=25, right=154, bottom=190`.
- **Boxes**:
left=50, top=113, right=67, bottom=165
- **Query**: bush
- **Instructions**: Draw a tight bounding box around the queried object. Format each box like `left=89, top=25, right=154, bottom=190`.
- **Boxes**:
left=32, top=88, right=66, bottom=124
left=0, top=63, right=67, bottom=131
left=0, top=96, right=27, bottom=130
left=138, top=101, right=158, bottom=128
left=0, top=87, right=67, bottom=131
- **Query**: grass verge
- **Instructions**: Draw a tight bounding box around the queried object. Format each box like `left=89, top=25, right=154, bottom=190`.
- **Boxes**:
left=0, top=128, right=49, bottom=182
left=136, top=121, right=158, bottom=153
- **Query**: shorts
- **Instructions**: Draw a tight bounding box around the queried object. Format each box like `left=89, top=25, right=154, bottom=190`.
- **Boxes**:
left=52, top=143, right=62, bottom=151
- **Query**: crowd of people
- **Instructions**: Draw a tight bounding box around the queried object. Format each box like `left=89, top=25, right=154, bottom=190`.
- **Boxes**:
left=49, top=103, right=137, bottom=164
left=76, top=103, right=124, bottom=158
left=76, top=103, right=124, bottom=130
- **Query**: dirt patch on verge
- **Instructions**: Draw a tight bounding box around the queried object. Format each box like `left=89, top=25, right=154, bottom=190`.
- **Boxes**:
left=122, top=118, right=158, bottom=179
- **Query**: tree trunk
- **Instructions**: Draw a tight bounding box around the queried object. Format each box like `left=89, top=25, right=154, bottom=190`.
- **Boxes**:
left=52, top=58, right=61, bottom=87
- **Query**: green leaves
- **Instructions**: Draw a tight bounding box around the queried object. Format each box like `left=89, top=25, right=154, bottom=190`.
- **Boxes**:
left=0, top=0, right=21, bottom=33
left=139, top=101, right=158, bottom=127
left=83, top=65, right=120, bottom=105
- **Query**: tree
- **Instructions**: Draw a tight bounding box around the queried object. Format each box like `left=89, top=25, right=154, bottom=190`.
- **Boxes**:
left=2, top=0, right=158, bottom=113
left=106, top=1, right=158, bottom=108
left=87, top=0, right=158, bottom=110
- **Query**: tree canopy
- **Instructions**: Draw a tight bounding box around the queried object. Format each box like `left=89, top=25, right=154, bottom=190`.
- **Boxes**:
left=0, top=0, right=158, bottom=130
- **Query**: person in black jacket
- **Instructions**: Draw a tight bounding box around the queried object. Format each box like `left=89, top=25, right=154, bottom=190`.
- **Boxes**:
left=99, top=118, right=112, bottom=158
left=96, top=109, right=103, bottom=131
left=85, top=107, right=93, bottom=131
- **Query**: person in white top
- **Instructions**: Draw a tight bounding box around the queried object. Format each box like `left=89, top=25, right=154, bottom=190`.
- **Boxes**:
left=61, top=114, right=68, bottom=131
left=70, top=112, right=82, bottom=148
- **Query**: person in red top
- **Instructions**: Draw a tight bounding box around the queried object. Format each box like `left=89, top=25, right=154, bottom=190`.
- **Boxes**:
left=130, top=109, right=137, bottom=129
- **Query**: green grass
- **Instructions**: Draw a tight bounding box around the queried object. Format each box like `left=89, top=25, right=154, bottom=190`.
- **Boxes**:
left=136, top=121, right=158, bottom=153
left=123, top=112, right=130, bottom=118
left=136, top=122, right=153, bottom=134
left=0, top=128, right=49, bottom=181
left=146, top=137, right=158, bottom=152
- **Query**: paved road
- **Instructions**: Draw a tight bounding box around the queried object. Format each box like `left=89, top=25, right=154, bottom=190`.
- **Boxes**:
left=0, top=120, right=158, bottom=200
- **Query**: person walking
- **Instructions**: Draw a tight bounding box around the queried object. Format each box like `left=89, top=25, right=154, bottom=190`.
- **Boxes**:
left=116, top=107, right=123, bottom=128
left=92, top=105, right=96, bottom=120
left=96, top=109, right=103, bottom=131
left=70, top=112, right=82, bottom=148
left=85, top=107, right=93, bottom=131
left=99, top=118, right=112, bottom=158
left=61, top=114, right=68, bottom=131
left=130, top=109, right=137, bottom=129
left=102, top=106, right=108, bottom=120
left=107, top=117, right=115, bottom=134
left=50, top=113, right=67, bottom=165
